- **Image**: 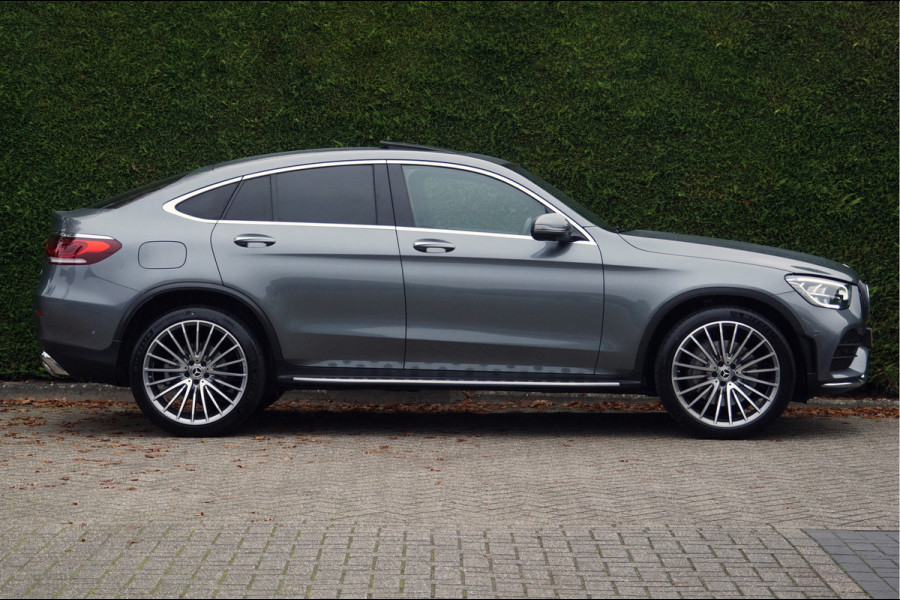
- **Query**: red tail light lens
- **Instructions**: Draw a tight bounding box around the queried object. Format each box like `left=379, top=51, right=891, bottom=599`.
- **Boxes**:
left=45, top=235, right=122, bottom=265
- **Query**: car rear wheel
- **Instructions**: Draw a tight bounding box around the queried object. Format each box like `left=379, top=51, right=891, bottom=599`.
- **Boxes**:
left=130, top=307, right=265, bottom=436
left=656, top=307, right=794, bottom=439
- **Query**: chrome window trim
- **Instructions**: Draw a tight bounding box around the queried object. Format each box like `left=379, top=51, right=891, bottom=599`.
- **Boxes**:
left=240, top=159, right=387, bottom=179
left=164, top=160, right=387, bottom=223
left=162, top=158, right=592, bottom=242
left=214, top=220, right=396, bottom=231
left=162, top=177, right=244, bottom=223
left=396, top=226, right=594, bottom=244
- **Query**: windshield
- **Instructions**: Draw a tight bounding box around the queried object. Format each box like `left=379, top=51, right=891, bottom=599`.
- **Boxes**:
left=504, top=163, right=612, bottom=230
left=91, top=171, right=187, bottom=209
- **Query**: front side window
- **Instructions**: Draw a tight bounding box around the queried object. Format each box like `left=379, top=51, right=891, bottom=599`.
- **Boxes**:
left=402, top=166, right=547, bottom=235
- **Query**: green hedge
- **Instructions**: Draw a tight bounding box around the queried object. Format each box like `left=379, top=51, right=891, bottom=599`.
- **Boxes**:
left=1, top=1, right=896, bottom=392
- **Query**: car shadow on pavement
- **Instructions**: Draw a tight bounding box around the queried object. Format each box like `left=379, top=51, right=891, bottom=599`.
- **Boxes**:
left=1, top=398, right=871, bottom=441
left=241, top=407, right=852, bottom=440
left=252, top=408, right=680, bottom=437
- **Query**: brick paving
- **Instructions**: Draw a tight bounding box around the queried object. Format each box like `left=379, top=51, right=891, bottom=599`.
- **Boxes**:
left=805, top=529, right=899, bottom=599
left=0, top=522, right=884, bottom=598
left=0, top=387, right=897, bottom=598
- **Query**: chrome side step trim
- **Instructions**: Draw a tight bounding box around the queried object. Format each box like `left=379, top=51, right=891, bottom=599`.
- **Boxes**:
left=292, top=376, right=620, bottom=388
left=822, top=379, right=865, bottom=389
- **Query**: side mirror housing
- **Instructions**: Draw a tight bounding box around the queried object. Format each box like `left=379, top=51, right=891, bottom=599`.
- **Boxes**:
left=531, top=213, right=574, bottom=242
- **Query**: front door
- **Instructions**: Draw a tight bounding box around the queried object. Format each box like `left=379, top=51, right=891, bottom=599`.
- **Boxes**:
left=393, top=164, right=604, bottom=375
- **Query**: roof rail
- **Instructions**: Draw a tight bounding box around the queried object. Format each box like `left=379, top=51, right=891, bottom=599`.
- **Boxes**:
left=379, top=141, right=458, bottom=153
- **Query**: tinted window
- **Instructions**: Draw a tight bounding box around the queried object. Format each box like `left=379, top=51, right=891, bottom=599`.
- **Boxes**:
left=274, top=165, right=376, bottom=225
left=402, top=166, right=547, bottom=235
left=177, top=183, right=238, bottom=220
left=223, top=176, right=272, bottom=221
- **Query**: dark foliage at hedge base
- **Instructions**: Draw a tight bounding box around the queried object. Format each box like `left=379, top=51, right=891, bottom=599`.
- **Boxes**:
left=1, top=2, right=896, bottom=392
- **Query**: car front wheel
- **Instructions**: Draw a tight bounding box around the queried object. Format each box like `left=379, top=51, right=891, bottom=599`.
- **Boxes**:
left=130, top=307, right=265, bottom=436
left=655, top=307, right=794, bottom=439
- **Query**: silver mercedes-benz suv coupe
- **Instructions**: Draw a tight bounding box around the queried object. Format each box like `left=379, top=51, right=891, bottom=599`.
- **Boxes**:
left=35, top=143, right=871, bottom=438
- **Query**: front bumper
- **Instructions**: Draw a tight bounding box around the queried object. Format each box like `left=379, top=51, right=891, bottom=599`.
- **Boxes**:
left=814, top=327, right=871, bottom=394
left=776, top=283, right=870, bottom=398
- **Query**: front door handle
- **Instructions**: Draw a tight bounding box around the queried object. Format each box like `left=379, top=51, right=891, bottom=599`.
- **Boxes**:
left=413, top=239, right=455, bottom=253
left=234, top=234, right=276, bottom=248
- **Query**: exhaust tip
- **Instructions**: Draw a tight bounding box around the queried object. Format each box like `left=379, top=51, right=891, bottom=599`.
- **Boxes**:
left=41, top=352, right=70, bottom=378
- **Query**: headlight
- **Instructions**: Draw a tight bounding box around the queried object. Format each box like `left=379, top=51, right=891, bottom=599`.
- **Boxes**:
left=785, top=275, right=851, bottom=310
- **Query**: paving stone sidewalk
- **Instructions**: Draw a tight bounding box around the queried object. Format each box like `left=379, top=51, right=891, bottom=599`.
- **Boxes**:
left=0, top=385, right=897, bottom=598
left=1, top=522, right=889, bottom=598
left=806, top=529, right=899, bottom=599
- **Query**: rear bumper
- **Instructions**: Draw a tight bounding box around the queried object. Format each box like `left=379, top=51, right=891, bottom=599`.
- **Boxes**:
left=37, top=340, right=121, bottom=385
left=34, top=264, right=135, bottom=385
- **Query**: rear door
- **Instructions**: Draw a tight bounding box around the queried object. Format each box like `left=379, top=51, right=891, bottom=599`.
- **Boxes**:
left=211, top=162, right=406, bottom=368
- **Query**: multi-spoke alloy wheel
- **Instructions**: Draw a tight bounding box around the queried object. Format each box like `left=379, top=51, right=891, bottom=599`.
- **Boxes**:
left=657, top=308, right=794, bottom=439
left=131, top=308, right=264, bottom=436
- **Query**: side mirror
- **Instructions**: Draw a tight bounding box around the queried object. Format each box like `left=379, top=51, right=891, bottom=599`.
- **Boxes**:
left=531, top=213, right=574, bottom=242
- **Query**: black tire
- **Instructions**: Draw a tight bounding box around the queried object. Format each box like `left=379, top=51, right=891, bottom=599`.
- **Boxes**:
left=655, top=307, right=794, bottom=439
left=129, top=307, right=265, bottom=436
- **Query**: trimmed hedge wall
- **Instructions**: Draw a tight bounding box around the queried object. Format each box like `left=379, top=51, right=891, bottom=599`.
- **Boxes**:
left=1, top=2, right=896, bottom=392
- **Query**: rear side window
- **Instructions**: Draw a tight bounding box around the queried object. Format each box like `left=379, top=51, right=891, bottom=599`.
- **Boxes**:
left=177, top=183, right=238, bottom=220
left=223, top=176, right=273, bottom=221
left=274, top=165, right=376, bottom=225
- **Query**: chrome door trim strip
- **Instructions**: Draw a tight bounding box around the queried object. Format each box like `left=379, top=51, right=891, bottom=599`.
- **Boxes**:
left=215, top=220, right=396, bottom=230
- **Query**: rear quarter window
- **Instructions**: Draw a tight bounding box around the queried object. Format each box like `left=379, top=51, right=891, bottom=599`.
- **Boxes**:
left=177, top=183, right=238, bottom=220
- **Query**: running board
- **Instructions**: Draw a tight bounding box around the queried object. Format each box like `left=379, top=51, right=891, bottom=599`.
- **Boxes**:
left=291, top=376, right=622, bottom=388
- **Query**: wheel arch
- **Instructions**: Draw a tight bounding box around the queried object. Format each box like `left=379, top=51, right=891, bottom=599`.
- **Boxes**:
left=636, top=288, right=814, bottom=402
left=114, top=284, right=282, bottom=387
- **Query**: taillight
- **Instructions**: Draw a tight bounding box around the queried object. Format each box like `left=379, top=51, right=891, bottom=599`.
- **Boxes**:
left=45, top=235, right=122, bottom=265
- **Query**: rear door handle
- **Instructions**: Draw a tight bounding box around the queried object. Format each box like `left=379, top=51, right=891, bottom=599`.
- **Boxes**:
left=413, top=239, right=455, bottom=253
left=234, top=234, right=276, bottom=248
